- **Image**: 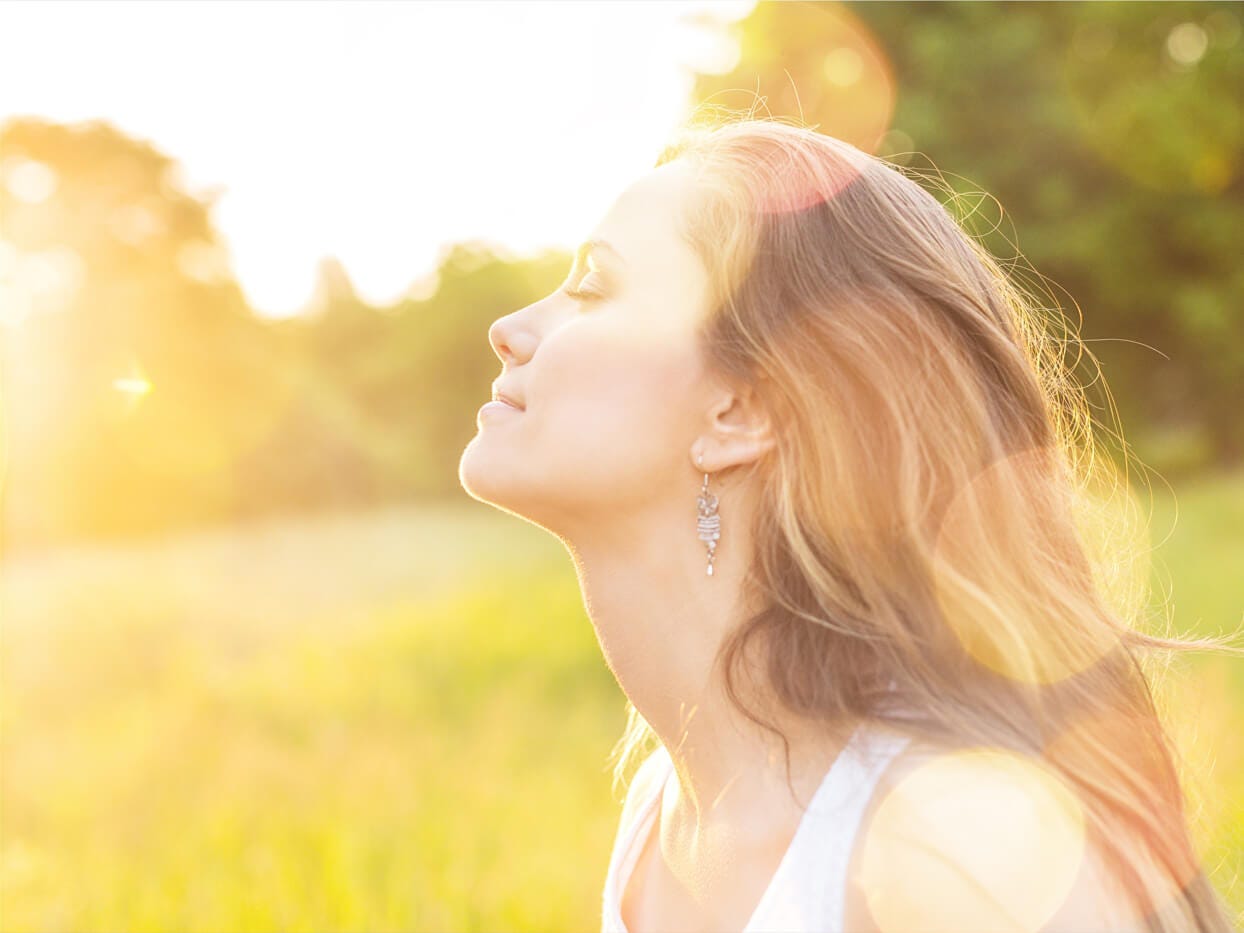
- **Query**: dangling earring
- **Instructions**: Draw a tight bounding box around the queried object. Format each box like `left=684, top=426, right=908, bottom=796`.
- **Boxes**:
left=696, top=453, right=720, bottom=576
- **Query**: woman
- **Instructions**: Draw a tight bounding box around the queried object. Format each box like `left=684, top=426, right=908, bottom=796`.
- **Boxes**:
left=458, top=115, right=1240, bottom=932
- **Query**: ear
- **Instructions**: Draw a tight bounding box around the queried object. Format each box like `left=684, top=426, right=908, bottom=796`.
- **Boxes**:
left=697, top=377, right=777, bottom=472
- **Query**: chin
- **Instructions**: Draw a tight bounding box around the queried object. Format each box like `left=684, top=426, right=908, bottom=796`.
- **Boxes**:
left=457, top=436, right=493, bottom=501
left=459, top=437, right=520, bottom=508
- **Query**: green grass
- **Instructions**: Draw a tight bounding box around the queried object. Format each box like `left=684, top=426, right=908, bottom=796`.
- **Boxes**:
left=2, top=504, right=625, bottom=932
left=1, top=476, right=1242, bottom=931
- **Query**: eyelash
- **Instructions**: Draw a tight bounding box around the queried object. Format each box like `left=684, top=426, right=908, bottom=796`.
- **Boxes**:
left=563, top=265, right=606, bottom=303
left=563, top=284, right=603, bottom=303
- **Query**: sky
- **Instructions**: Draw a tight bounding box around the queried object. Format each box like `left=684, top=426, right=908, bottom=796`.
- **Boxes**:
left=0, top=0, right=756, bottom=317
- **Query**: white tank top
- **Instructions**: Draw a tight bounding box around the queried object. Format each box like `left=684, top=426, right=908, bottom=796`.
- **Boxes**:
left=600, top=724, right=913, bottom=933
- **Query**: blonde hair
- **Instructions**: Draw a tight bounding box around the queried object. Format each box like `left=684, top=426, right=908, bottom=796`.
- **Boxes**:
left=608, top=112, right=1242, bottom=931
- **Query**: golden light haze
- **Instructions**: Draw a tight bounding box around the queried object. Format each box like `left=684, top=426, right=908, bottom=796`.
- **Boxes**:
left=0, top=0, right=755, bottom=318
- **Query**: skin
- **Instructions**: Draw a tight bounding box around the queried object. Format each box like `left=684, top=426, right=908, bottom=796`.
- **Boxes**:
left=458, top=158, right=1141, bottom=931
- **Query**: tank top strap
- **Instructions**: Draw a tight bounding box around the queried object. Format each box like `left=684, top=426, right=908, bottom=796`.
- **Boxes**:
left=601, top=745, right=672, bottom=933
left=745, top=726, right=912, bottom=932
left=602, top=726, right=913, bottom=933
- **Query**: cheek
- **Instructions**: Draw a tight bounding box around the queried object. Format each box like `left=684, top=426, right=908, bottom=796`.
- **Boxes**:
left=534, top=325, right=699, bottom=475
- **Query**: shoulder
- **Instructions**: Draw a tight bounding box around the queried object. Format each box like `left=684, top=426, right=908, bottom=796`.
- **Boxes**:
left=842, top=742, right=1143, bottom=932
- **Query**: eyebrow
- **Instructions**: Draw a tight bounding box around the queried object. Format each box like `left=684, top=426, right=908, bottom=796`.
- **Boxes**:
left=576, top=238, right=626, bottom=268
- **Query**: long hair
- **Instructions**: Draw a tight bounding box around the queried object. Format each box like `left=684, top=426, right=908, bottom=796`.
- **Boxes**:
left=607, top=113, right=1241, bottom=931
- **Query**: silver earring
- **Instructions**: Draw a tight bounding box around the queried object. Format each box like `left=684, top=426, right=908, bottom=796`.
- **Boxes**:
left=696, top=454, right=720, bottom=576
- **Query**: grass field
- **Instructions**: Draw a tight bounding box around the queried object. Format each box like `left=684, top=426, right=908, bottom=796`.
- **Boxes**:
left=2, top=473, right=1242, bottom=931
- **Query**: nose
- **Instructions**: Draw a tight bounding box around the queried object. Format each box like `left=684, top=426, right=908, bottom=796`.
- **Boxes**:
left=488, top=307, right=536, bottom=364
left=488, top=315, right=513, bottom=362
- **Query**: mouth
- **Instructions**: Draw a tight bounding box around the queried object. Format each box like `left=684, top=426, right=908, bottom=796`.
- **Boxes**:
left=491, top=387, right=526, bottom=410
left=481, top=393, right=524, bottom=415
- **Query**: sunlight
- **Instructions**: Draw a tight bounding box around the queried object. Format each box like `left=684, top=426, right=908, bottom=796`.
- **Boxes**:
left=859, top=748, right=1087, bottom=932
left=2, top=154, right=58, bottom=203
left=0, top=0, right=758, bottom=319
left=0, top=243, right=85, bottom=326
left=112, top=375, right=152, bottom=397
left=798, top=3, right=895, bottom=153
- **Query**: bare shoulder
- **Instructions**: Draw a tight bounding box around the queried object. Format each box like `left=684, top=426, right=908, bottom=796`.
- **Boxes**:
left=842, top=738, right=1144, bottom=932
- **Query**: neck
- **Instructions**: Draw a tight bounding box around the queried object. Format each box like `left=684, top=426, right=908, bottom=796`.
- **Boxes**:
left=564, top=486, right=855, bottom=840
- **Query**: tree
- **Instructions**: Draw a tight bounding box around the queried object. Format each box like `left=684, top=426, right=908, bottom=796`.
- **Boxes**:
left=0, top=117, right=289, bottom=547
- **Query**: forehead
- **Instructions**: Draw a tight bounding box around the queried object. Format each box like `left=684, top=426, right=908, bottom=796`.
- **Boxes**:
left=597, top=159, right=697, bottom=234
left=588, top=160, right=708, bottom=315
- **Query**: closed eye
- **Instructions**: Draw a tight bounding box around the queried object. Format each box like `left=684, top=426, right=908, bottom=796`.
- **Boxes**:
left=561, top=265, right=606, bottom=303
left=563, top=283, right=604, bottom=303
left=561, top=246, right=611, bottom=304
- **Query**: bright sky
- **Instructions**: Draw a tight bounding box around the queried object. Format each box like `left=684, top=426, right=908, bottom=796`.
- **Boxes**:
left=0, top=0, right=755, bottom=317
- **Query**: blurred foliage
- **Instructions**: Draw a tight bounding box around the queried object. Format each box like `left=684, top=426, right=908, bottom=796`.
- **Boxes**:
left=241, top=245, right=569, bottom=509
left=0, top=119, right=570, bottom=551
left=1, top=119, right=285, bottom=545
left=1, top=1, right=1242, bottom=550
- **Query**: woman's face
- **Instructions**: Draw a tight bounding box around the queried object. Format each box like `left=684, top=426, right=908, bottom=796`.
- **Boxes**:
left=459, top=158, right=718, bottom=536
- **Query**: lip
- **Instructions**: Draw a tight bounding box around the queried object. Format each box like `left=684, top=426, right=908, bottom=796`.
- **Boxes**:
left=479, top=399, right=523, bottom=416
left=490, top=385, right=526, bottom=410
